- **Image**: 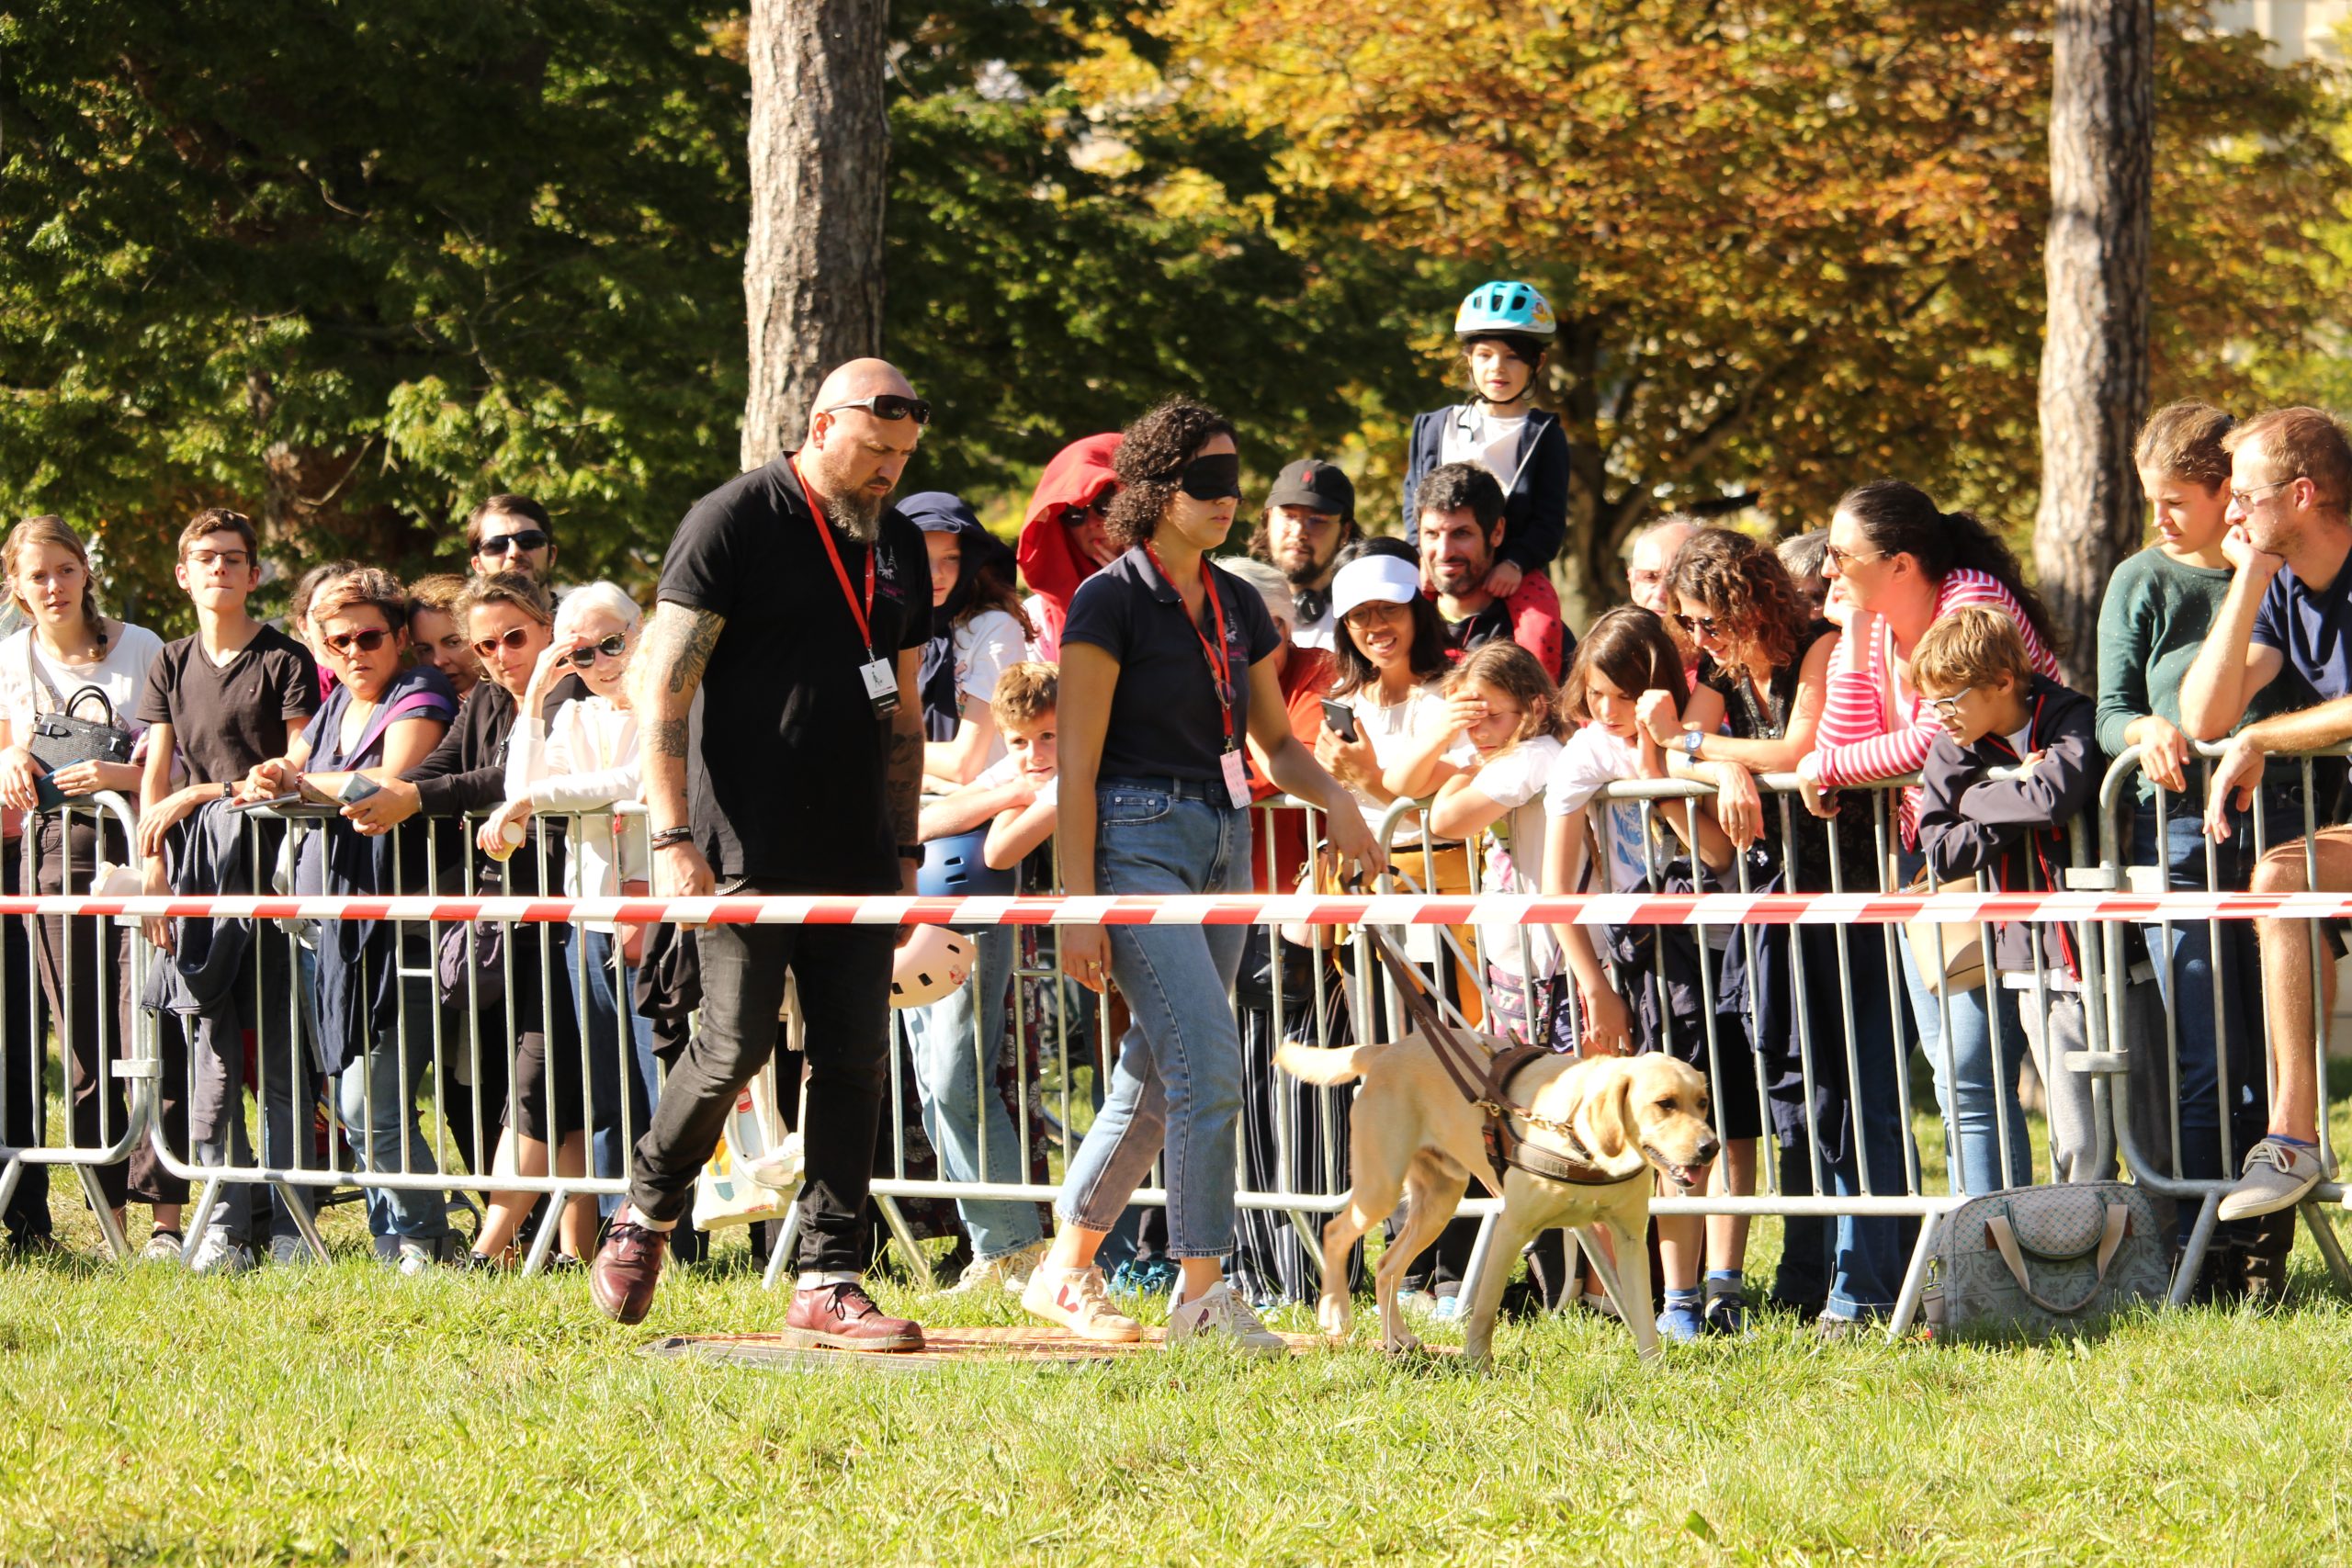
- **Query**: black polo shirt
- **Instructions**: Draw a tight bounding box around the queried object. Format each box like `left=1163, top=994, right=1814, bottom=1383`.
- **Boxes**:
left=1062, top=547, right=1281, bottom=783
left=656, top=455, right=930, bottom=890
left=1437, top=598, right=1514, bottom=662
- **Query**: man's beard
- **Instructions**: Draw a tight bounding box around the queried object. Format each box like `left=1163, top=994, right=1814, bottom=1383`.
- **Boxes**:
left=1281, top=551, right=1329, bottom=590
left=829, top=487, right=882, bottom=545
left=1430, top=559, right=1483, bottom=596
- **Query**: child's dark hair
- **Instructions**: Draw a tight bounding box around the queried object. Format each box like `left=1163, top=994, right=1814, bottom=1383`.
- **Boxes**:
left=1560, top=606, right=1689, bottom=726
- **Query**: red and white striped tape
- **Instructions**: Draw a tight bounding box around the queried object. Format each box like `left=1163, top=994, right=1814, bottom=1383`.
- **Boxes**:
left=18, top=886, right=2352, bottom=927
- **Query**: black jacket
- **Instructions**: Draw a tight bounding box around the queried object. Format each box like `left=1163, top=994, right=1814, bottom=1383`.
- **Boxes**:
left=1917, top=675, right=2101, bottom=980
left=1401, top=406, right=1571, bottom=575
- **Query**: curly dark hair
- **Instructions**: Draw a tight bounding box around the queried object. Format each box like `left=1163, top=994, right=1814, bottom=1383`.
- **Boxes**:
left=1104, top=400, right=1238, bottom=551
left=1668, top=527, right=1812, bottom=673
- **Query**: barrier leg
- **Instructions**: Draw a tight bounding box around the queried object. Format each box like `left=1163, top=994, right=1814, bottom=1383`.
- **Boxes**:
left=1569, top=1224, right=1632, bottom=1321
left=1457, top=1210, right=1500, bottom=1314
left=520, top=1195, right=563, bottom=1277
left=0, top=1156, right=20, bottom=1226
left=179, top=1174, right=227, bottom=1262
left=2300, top=1198, right=2352, bottom=1294
left=279, top=1180, right=332, bottom=1263
left=2169, top=1192, right=2222, bottom=1308
left=762, top=1209, right=804, bottom=1292
left=1285, top=1211, right=1326, bottom=1286
left=1884, top=1214, right=1939, bottom=1339
left=874, top=1194, right=933, bottom=1291
left=79, top=1167, right=130, bottom=1261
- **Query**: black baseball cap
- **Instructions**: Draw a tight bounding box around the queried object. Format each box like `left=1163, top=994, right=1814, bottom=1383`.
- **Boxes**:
left=1266, top=458, right=1355, bottom=523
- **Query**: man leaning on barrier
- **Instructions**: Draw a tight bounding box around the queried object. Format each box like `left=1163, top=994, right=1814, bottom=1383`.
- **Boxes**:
left=2180, top=405, right=2352, bottom=1223
left=590, top=359, right=933, bottom=1350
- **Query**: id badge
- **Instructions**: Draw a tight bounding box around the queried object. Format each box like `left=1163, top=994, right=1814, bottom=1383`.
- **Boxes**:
left=1219, top=747, right=1250, bottom=809
left=860, top=657, right=899, bottom=718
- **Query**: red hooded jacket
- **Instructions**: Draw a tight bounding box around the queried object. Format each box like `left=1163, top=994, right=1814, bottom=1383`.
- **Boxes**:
left=1016, top=433, right=1121, bottom=660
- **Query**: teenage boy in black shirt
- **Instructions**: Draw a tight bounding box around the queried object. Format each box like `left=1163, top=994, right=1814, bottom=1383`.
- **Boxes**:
left=591, top=358, right=933, bottom=1349
left=134, top=507, right=321, bottom=1269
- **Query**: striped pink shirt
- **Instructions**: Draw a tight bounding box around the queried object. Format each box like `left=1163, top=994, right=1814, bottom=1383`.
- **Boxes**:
left=1814, top=568, right=2064, bottom=845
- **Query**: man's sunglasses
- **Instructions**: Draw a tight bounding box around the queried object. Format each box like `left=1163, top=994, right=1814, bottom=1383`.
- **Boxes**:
left=820, top=394, right=932, bottom=426
left=323, top=627, right=393, bottom=658
left=477, top=529, right=551, bottom=557
left=563, top=634, right=629, bottom=668
left=471, top=625, right=537, bottom=658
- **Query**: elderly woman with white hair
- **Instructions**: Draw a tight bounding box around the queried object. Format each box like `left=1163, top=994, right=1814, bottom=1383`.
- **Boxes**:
left=479, top=579, right=656, bottom=1245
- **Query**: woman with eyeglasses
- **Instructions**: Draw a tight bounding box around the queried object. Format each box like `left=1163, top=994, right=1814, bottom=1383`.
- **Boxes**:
left=1649, top=526, right=1905, bottom=1337
left=240, top=567, right=459, bottom=1271
left=1793, top=480, right=2064, bottom=1216
left=0, top=515, right=182, bottom=1256
left=479, top=580, right=654, bottom=1252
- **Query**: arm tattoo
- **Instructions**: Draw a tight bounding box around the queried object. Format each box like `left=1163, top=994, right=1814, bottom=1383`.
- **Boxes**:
left=650, top=716, right=689, bottom=760
left=637, top=603, right=725, bottom=704
left=886, top=724, right=922, bottom=846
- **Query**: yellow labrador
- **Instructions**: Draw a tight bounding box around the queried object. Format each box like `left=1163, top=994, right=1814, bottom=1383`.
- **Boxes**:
left=1280, top=1036, right=1717, bottom=1364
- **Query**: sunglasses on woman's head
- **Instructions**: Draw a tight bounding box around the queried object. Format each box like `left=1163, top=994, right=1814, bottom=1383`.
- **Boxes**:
left=323, top=627, right=392, bottom=658
left=820, top=393, right=932, bottom=426
left=563, top=634, right=629, bottom=668
left=471, top=625, right=537, bottom=658
left=477, top=529, right=550, bottom=557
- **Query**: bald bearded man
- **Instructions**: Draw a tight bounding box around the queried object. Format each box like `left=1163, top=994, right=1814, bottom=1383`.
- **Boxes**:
left=592, top=359, right=934, bottom=1349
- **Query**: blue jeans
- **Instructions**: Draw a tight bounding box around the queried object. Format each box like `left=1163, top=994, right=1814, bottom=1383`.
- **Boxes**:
left=333, top=973, right=451, bottom=1244
left=1057, top=782, right=1250, bottom=1259
left=1896, top=851, right=2031, bottom=1196
left=1795, top=923, right=1923, bottom=1318
left=574, top=927, right=655, bottom=1218
left=903, top=924, right=1043, bottom=1260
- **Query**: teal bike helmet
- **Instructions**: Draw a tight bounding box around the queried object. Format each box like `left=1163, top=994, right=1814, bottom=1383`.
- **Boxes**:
left=1454, top=279, right=1555, bottom=343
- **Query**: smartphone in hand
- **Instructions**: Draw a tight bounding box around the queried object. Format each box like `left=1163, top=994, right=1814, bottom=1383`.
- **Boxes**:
left=1319, top=697, right=1359, bottom=743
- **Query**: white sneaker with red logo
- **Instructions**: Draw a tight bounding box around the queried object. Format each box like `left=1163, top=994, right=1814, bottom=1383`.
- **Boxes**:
left=1021, top=1262, right=1143, bottom=1343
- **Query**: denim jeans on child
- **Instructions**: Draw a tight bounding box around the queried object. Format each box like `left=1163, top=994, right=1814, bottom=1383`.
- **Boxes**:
left=1057, top=781, right=1250, bottom=1259
left=903, top=923, right=1044, bottom=1261
left=1896, top=850, right=2032, bottom=1195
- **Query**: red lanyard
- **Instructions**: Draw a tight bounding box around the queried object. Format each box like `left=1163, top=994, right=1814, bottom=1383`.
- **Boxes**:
left=1147, top=544, right=1234, bottom=748
left=795, top=455, right=876, bottom=658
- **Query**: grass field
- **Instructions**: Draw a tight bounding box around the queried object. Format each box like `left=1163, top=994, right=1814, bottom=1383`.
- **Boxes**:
left=6, top=1069, right=2352, bottom=1564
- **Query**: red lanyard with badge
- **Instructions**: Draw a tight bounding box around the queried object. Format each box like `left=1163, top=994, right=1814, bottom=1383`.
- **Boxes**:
left=796, top=456, right=899, bottom=719
left=1147, top=543, right=1250, bottom=807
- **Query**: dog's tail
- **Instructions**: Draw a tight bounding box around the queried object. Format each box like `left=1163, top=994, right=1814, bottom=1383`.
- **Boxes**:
left=1274, top=1041, right=1387, bottom=1086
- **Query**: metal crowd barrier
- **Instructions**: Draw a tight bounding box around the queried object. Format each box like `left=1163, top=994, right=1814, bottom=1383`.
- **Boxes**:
left=0, top=793, right=160, bottom=1261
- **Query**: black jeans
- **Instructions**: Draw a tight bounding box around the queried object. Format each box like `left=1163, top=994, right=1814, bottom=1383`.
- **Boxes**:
left=1, top=846, right=46, bottom=1243
left=627, top=907, right=893, bottom=1272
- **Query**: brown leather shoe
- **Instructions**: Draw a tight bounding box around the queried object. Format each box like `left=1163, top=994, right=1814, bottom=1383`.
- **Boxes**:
left=589, top=1210, right=670, bottom=1325
left=781, top=1280, right=925, bottom=1352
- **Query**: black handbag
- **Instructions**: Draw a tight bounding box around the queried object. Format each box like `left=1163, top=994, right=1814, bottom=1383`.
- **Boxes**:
left=22, top=646, right=132, bottom=772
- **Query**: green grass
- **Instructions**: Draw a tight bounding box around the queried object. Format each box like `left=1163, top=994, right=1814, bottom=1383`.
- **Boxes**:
left=3, top=1212, right=2351, bottom=1566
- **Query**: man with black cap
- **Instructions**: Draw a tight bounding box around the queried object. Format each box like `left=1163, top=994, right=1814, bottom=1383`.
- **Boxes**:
left=1249, top=457, right=1359, bottom=654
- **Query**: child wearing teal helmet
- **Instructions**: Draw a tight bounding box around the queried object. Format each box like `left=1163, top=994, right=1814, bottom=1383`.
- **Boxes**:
left=1401, top=280, right=1574, bottom=679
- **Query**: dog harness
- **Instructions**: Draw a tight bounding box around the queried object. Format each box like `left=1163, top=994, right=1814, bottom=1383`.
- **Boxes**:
left=1363, top=928, right=1622, bottom=1192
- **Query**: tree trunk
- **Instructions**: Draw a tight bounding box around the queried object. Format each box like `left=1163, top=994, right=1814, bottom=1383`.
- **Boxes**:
left=739, top=0, right=890, bottom=471
left=2033, top=0, right=2154, bottom=668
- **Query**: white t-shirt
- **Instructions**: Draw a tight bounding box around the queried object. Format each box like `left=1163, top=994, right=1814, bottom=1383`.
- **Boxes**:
left=1340, top=679, right=1472, bottom=846
left=1466, top=735, right=1564, bottom=978
left=1439, top=407, right=1530, bottom=494
left=1544, top=724, right=1656, bottom=896
left=1293, top=598, right=1337, bottom=654
left=951, top=609, right=1029, bottom=771
left=0, top=623, right=164, bottom=754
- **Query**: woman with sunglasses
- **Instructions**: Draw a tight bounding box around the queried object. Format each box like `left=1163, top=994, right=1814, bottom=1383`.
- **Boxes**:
left=479, top=581, right=654, bottom=1247
left=1793, top=480, right=2064, bottom=1213
left=0, top=515, right=180, bottom=1257
left=240, top=567, right=459, bottom=1270
left=1015, top=433, right=1123, bottom=660
left=1650, top=527, right=1906, bottom=1336
left=1021, top=400, right=1381, bottom=1352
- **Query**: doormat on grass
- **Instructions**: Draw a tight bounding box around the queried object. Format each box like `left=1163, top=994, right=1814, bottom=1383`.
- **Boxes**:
left=643, top=1323, right=1339, bottom=1374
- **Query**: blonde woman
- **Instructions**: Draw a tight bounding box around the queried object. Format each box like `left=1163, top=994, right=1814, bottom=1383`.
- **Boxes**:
left=0, top=516, right=180, bottom=1258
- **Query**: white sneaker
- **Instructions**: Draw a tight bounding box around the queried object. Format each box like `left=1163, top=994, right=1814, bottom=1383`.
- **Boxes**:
left=140, top=1231, right=187, bottom=1265
left=1022, top=1263, right=1143, bottom=1342
left=2218, top=1138, right=2325, bottom=1222
left=188, top=1228, right=255, bottom=1276
left=1166, top=1282, right=1287, bottom=1358
left=947, top=1239, right=1050, bottom=1295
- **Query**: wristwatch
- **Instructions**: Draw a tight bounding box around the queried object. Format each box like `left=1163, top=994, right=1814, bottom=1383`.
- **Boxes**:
left=1681, top=730, right=1704, bottom=760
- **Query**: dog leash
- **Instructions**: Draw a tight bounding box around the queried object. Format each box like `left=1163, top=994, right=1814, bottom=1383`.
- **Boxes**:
left=1359, top=925, right=1617, bottom=1191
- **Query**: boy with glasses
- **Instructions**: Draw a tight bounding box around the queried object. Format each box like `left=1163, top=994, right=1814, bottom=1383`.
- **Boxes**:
left=134, top=507, right=322, bottom=1269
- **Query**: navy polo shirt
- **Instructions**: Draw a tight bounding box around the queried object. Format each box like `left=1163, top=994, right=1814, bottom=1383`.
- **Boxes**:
left=2250, top=557, right=2352, bottom=708
left=1062, top=547, right=1281, bottom=783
